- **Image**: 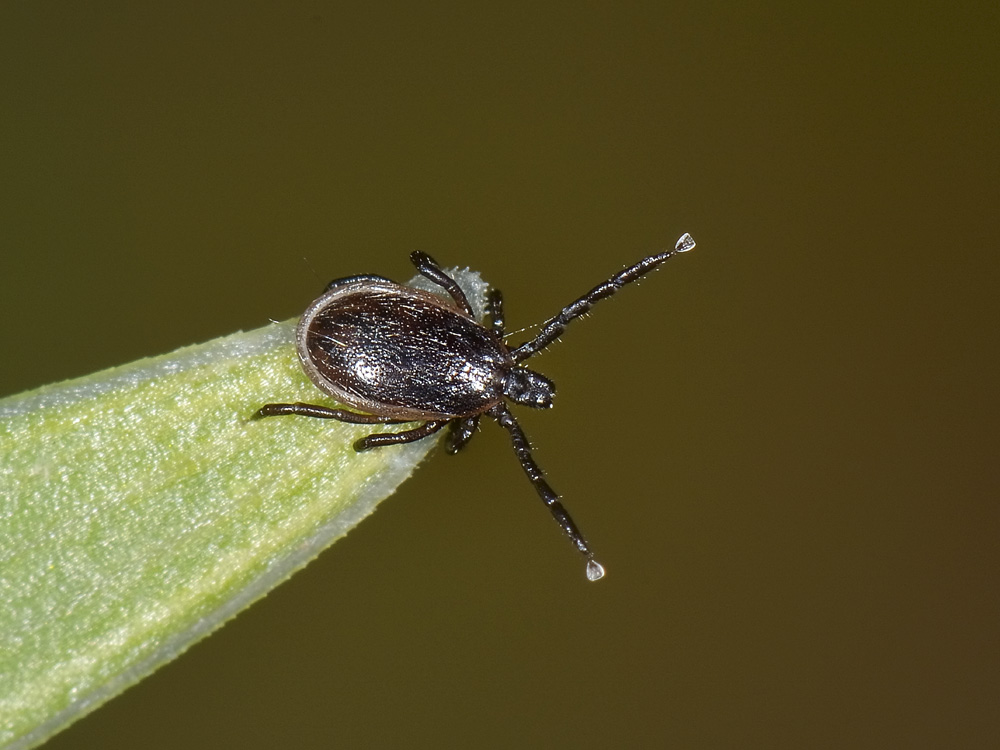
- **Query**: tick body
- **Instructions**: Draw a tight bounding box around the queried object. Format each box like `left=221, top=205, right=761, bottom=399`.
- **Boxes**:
left=255, top=233, right=696, bottom=581
left=298, top=278, right=508, bottom=420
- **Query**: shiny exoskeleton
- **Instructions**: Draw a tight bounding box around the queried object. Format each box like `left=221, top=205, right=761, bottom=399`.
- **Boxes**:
left=255, top=232, right=696, bottom=580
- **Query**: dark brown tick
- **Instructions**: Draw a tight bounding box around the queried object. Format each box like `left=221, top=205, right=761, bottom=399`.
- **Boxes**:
left=254, top=232, right=696, bottom=580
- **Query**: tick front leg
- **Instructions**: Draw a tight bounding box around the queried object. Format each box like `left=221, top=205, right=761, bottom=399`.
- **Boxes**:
left=511, top=232, right=695, bottom=362
left=253, top=402, right=410, bottom=424
left=354, top=420, right=449, bottom=452
left=490, top=404, right=605, bottom=581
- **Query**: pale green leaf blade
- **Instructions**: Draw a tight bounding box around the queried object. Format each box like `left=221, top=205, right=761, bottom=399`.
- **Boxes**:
left=0, top=269, right=487, bottom=749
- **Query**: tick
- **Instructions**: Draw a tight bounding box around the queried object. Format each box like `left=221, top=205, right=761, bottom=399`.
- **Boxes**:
left=254, top=232, right=696, bottom=580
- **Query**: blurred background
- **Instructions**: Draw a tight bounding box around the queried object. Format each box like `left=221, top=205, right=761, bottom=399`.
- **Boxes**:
left=2, top=2, right=997, bottom=748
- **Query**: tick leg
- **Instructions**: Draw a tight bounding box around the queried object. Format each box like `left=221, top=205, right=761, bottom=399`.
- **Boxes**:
left=487, top=289, right=505, bottom=340
left=511, top=232, right=695, bottom=362
left=324, top=274, right=393, bottom=293
left=354, top=420, right=449, bottom=452
left=490, top=404, right=604, bottom=581
left=253, top=402, right=410, bottom=424
left=446, top=416, right=480, bottom=455
left=409, top=251, right=475, bottom=318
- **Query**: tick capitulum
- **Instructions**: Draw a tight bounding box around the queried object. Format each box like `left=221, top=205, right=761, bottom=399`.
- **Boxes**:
left=254, top=232, right=696, bottom=581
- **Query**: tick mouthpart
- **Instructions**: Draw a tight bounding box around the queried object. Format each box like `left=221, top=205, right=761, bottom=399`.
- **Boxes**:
left=502, top=367, right=556, bottom=409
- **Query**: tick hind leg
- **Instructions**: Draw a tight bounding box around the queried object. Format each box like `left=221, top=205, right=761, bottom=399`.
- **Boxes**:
left=324, top=274, right=393, bottom=293
left=354, top=420, right=449, bottom=452
left=409, top=251, right=475, bottom=318
left=253, top=402, right=411, bottom=424
left=253, top=402, right=446, bottom=453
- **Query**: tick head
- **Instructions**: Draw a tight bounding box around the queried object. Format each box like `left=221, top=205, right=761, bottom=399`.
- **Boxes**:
left=503, top=366, right=555, bottom=409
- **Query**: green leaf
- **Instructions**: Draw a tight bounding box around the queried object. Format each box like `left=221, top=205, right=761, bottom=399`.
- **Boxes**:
left=0, top=269, right=488, bottom=749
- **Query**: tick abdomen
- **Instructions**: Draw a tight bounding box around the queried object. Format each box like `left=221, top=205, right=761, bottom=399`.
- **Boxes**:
left=301, top=289, right=508, bottom=419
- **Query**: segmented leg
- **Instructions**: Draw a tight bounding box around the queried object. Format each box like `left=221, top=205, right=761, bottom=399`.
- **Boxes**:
left=446, top=416, right=480, bottom=455
left=409, top=251, right=474, bottom=317
left=490, top=403, right=604, bottom=580
left=511, top=232, right=695, bottom=362
left=487, top=289, right=504, bottom=340
left=354, top=420, right=449, bottom=452
left=253, top=402, right=410, bottom=424
left=324, top=274, right=393, bottom=293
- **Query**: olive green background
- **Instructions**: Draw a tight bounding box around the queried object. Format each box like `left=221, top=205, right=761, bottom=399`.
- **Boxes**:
left=2, top=2, right=997, bottom=748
